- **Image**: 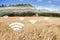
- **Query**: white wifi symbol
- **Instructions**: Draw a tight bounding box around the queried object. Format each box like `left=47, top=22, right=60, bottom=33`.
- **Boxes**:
left=9, top=22, right=24, bottom=30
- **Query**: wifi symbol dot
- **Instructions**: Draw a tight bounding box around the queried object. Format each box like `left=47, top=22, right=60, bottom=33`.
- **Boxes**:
left=29, top=20, right=37, bottom=24
left=9, top=22, right=24, bottom=30
left=3, top=15, right=9, bottom=19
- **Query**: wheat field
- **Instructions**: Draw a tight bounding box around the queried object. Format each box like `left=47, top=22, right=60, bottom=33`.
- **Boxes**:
left=0, top=17, right=60, bottom=40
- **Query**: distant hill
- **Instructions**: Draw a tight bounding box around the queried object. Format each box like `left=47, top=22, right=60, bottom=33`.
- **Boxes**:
left=0, top=4, right=38, bottom=16
left=0, top=4, right=60, bottom=17
left=0, top=6, right=36, bottom=13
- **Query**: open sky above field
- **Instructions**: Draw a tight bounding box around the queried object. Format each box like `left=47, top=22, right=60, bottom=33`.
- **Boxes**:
left=0, top=0, right=60, bottom=11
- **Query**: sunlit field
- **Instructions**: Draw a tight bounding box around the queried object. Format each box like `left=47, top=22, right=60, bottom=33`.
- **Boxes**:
left=0, top=17, right=60, bottom=40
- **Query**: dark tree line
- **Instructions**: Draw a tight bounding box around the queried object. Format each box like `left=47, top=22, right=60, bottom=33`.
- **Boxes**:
left=0, top=4, right=33, bottom=7
left=0, top=4, right=7, bottom=7
left=0, top=12, right=60, bottom=17
left=38, top=13, right=60, bottom=17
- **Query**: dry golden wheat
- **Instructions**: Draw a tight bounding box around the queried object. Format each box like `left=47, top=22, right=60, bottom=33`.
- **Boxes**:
left=0, top=17, right=60, bottom=40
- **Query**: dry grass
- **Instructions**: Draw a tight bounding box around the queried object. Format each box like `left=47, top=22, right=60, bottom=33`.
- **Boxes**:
left=0, top=17, right=60, bottom=40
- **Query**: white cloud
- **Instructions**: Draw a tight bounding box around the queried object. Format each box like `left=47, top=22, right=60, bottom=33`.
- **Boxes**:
left=35, top=6, right=54, bottom=11
left=48, top=1, right=52, bottom=3
left=48, top=0, right=60, bottom=3
left=19, top=0, right=23, bottom=1
left=37, top=0, right=42, bottom=2
left=35, top=5, right=60, bottom=12
left=51, top=0, right=59, bottom=2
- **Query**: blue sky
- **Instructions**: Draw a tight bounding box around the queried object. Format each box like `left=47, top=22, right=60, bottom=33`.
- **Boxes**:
left=0, top=0, right=60, bottom=10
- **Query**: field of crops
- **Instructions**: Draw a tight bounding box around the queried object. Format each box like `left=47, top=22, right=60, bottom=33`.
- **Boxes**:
left=0, top=17, right=60, bottom=40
